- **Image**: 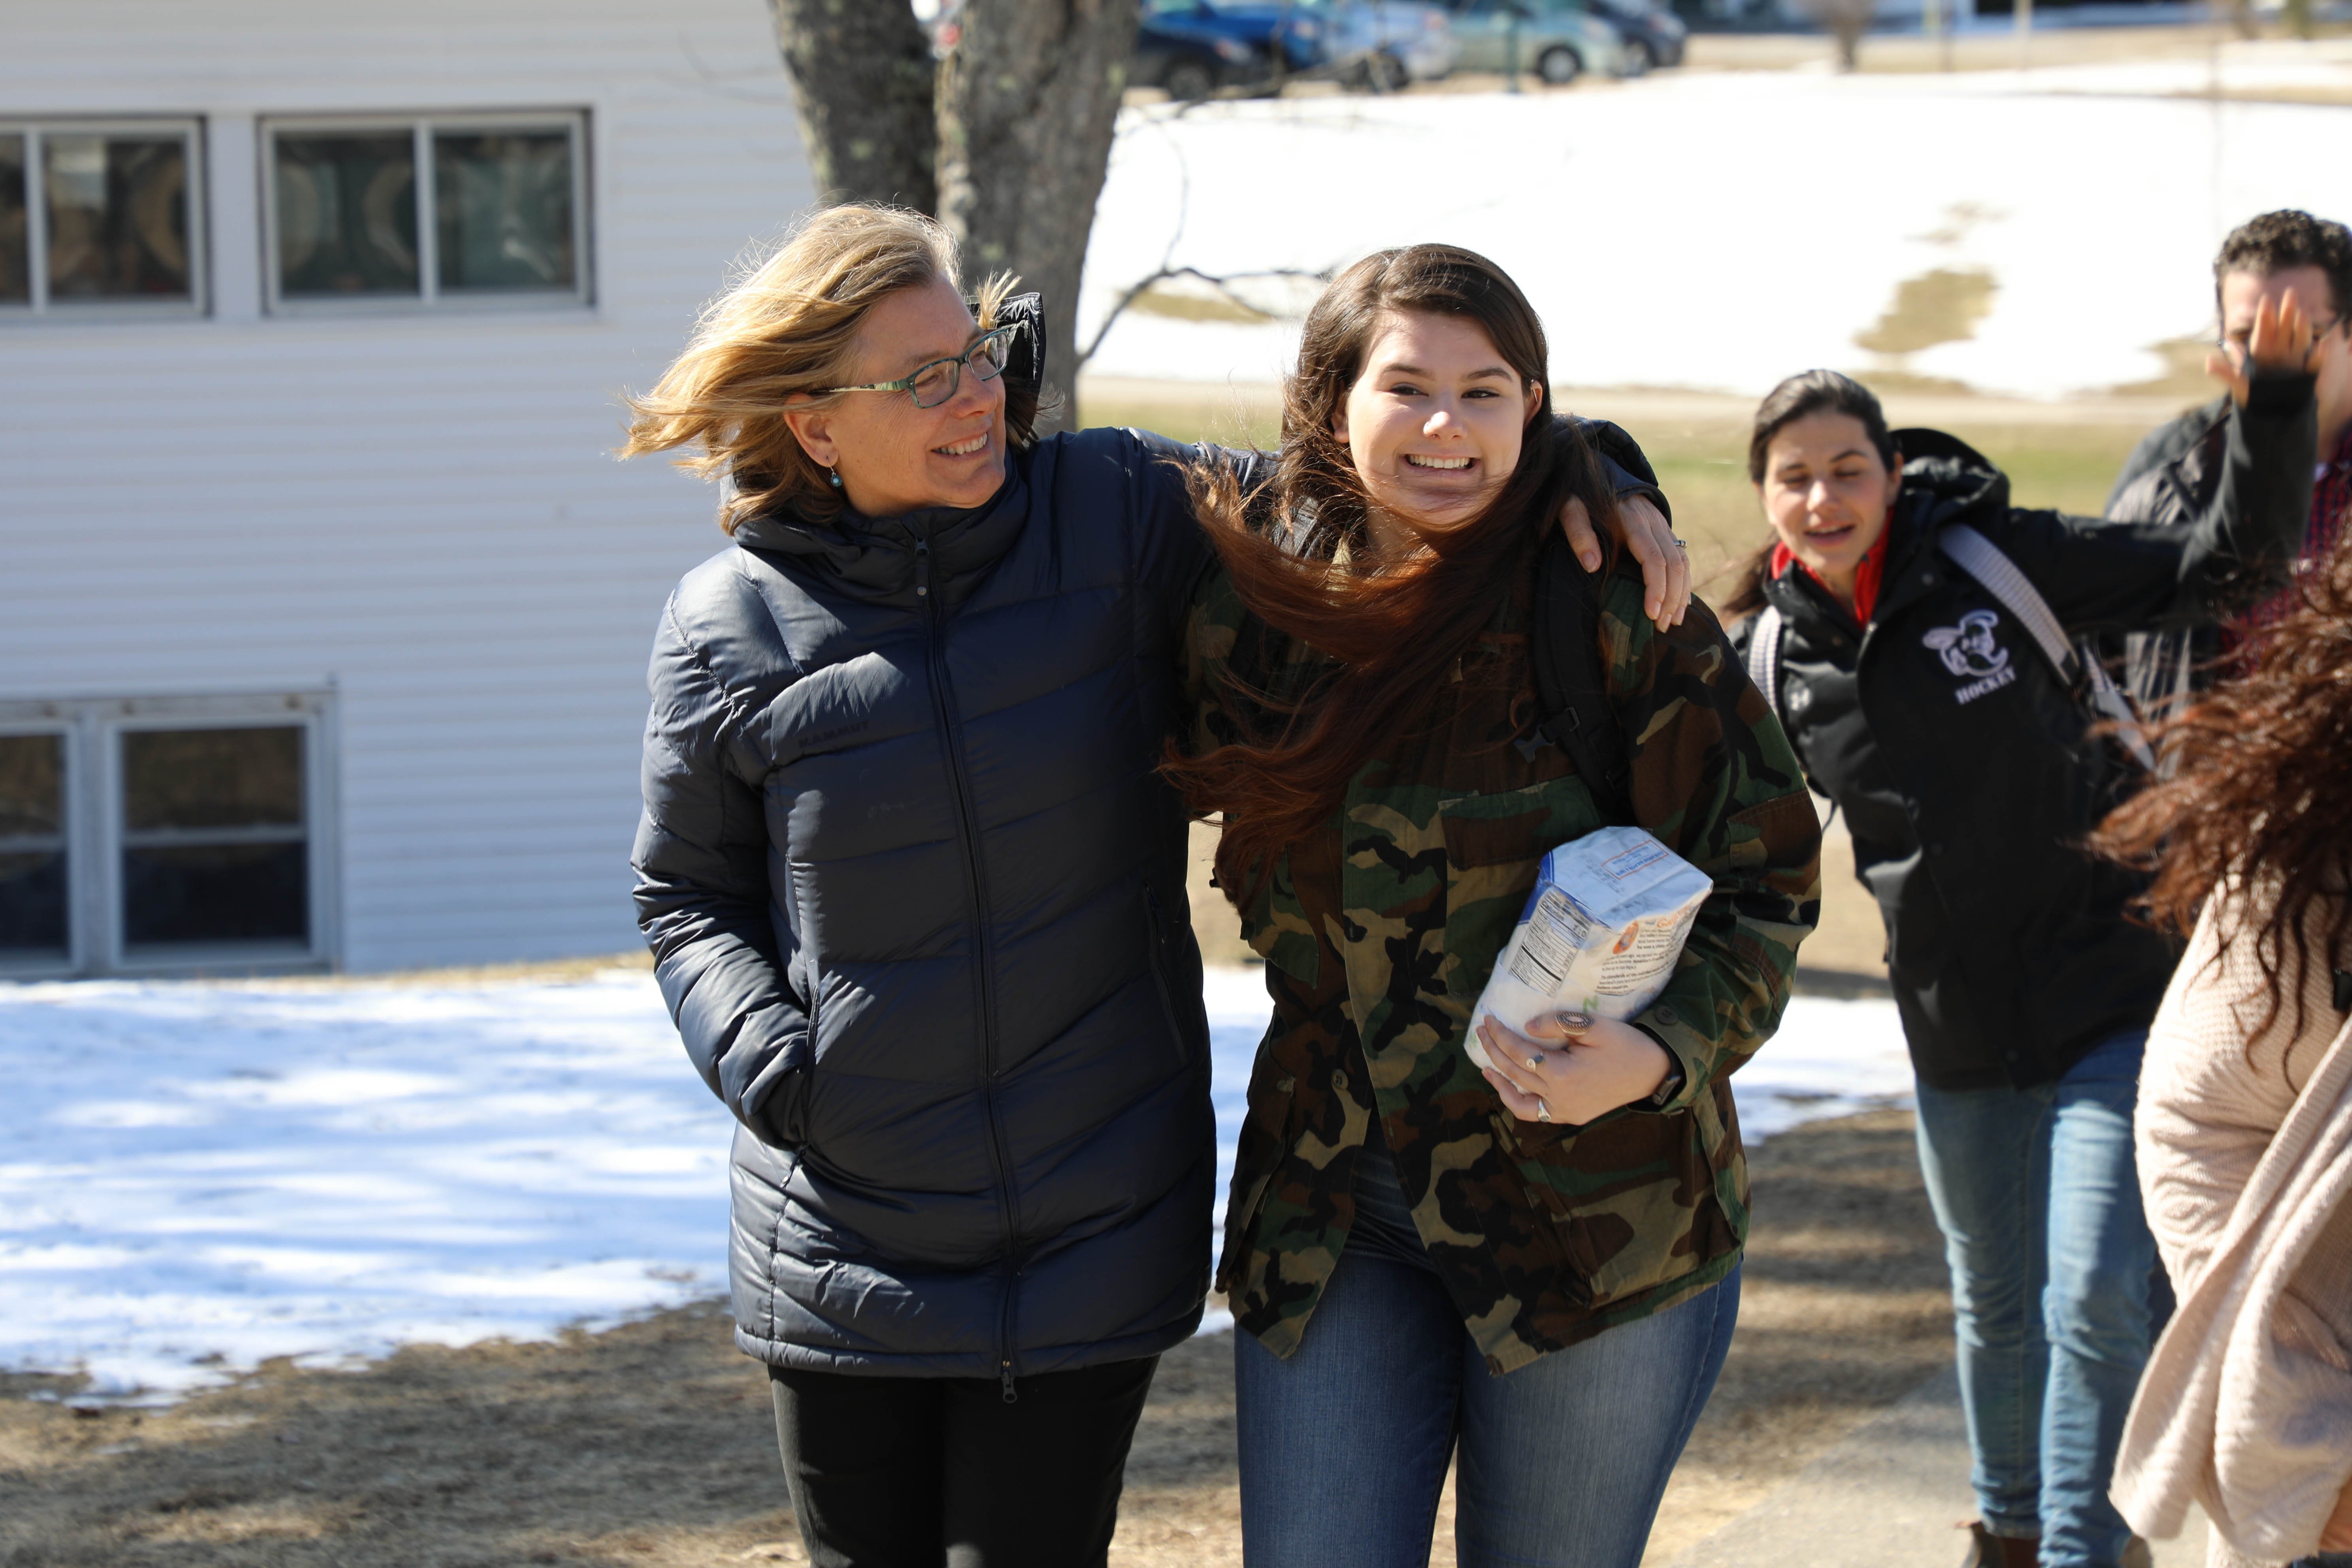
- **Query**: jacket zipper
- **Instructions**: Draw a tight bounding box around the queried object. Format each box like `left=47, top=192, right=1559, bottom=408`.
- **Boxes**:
left=916, top=534, right=1024, bottom=1404
left=1139, top=885, right=1193, bottom=1073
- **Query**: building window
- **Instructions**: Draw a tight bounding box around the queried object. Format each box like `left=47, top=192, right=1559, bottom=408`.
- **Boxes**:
left=0, top=119, right=206, bottom=315
left=264, top=114, right=588, bottom=311
left=0, top=732, right=70, bottom=962
left=120, top=726, right=309, bottom=952
left=0, top=694, right=336, bottom=977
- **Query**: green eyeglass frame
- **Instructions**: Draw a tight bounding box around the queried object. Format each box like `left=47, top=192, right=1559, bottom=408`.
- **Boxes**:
left=815, top=322, right=1024, bottom=409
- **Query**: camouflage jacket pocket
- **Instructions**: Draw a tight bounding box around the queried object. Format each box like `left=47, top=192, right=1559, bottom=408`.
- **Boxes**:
left=1435, top=780, right=1605, bottom=1020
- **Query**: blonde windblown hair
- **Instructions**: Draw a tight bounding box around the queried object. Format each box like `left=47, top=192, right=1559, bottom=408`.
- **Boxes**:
left=621, top=205, right=1028, bottom=533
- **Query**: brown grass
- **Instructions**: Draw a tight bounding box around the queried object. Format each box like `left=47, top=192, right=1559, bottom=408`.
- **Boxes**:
left=0, top=1108, right=1946, bottom=1566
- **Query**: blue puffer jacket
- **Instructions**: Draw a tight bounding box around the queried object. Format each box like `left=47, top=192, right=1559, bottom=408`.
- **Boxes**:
left=634, top=427, right=1222, bottom=1385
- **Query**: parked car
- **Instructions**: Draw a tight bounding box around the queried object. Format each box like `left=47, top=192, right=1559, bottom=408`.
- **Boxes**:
left=1202, top=0, right=1330, bottom=69
left=1588, top=0, right=1685, bottom=69
left=1135, top=0, right=1339, bottom=100
left=1441, top=0, right=1631, bottom=83
left=1135, top=8, right=1278, bottom=100
left=1297, top=0, right=1459, bottom=89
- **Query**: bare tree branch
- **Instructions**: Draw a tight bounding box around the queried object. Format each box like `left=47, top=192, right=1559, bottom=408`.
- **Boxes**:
left=1075, top=107, right=1327, bottom=374
left=1077, top=264, right=1332, bottom=371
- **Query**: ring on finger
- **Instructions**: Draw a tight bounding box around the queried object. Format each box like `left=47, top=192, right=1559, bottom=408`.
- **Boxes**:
left=1671, top=536, right=1690, bottom=551
left=1536, top=1100, right=1553, bottom=1123
left=1523, top=1051, right=1545, bottom=1071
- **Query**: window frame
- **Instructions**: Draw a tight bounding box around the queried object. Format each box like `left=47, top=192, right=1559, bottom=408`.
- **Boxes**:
left=0, top=692, right=340, bottom=978
left=0, top=720, right=80, bottom=975
left=0, top=116, right=210, bottom=321
left=260, top=110, right=592, bottom=317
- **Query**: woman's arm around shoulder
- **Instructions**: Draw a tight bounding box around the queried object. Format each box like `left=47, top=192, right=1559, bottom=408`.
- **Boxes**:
left=1082, top=426, right=1269, bottom=643
left=1602, top=569, right=1823, bottom=1109
left=634, top=579, right=813, bottom=1148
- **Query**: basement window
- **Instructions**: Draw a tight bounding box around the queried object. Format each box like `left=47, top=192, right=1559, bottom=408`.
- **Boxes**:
left=0, top=732, right=70, bottom=962
left=119, top=726, right=310, bottom=951
left=0, top=694, right=338, bottom=977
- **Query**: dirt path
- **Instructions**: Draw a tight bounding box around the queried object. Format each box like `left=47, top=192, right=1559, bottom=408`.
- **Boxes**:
left=0, top=1107, right=1948, bottom=1566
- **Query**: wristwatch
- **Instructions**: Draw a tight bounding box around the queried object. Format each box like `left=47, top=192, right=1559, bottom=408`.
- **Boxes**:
left=1641, top=1034, right=1686, bottom=1111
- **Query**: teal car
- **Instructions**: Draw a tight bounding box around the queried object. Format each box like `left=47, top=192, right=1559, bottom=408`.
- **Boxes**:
left=1442, top=0, right=1633, bottom=83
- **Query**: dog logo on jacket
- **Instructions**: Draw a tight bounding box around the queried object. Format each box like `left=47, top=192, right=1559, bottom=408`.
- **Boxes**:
left=1923, top=610, right=2017, bottom=704
left=1923, top=610, right=2009, bottom=678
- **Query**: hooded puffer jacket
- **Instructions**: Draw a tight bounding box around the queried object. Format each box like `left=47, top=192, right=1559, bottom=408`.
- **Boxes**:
left=632, top=427, right=1222, bottom=1384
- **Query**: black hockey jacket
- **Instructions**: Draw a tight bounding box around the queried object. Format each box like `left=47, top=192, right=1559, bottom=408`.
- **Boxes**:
left=1732, top=381, right=2312, bottom=1090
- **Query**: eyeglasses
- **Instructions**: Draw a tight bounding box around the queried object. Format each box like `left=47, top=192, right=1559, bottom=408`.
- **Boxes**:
left=815, top=323, right=1023, bottom=409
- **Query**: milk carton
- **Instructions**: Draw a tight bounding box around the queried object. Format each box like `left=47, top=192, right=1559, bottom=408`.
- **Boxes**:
left=1466, top=826, right=1713, bottom=1069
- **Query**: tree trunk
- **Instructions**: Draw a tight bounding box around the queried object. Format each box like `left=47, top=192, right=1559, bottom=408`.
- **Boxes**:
left=936, top=0, right=1140, bottom=416
left=768, top=0, right=938, bottom=212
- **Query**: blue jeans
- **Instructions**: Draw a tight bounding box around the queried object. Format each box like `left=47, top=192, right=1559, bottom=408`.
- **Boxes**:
left=1913, top=1028, right=2159, bottom=1568
left=1234, top=1134, right=1739, bottom=1568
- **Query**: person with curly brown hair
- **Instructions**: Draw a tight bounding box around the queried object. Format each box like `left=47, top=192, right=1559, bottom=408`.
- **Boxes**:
left=2093, top=508, right=2352, bottom=1568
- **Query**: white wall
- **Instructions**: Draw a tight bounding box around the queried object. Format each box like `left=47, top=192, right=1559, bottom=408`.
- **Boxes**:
left=0, top=0, right=812, bottom=972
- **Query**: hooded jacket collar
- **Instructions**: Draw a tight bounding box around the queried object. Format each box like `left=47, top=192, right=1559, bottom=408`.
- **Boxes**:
left=730, top=458, right=1034, bottom=611
left=1889, top=427, right=2009, bottom=536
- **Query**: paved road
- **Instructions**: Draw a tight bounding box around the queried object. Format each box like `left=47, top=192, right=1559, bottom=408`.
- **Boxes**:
left=1665, top=1367, right=2209, bottom=1568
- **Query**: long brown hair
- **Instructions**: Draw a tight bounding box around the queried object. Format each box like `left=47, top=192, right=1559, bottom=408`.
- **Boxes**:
left=1161, top=244, right=1620, bottom=900
left=2089, top=531, right=2352, bottom=1039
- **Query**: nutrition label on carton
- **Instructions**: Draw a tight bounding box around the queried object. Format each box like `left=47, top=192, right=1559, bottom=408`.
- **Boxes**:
left=1506, top=889, right=1601, bottom=991
left=1469, top=826, right=1713, bottom=1070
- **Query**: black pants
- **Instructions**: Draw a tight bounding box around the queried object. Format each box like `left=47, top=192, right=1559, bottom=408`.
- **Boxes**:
left=766, top=1356, right=1158, bottom=1568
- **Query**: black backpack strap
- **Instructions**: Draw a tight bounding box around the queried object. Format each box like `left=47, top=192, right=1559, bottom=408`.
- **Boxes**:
left=1526, top=536, right=1633, bottom=824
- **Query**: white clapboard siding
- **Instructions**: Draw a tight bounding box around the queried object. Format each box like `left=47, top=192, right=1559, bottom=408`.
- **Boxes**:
left=0, top=0, right=814, bottom=972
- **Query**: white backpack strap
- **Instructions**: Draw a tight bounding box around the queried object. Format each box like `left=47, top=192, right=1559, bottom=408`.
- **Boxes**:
left=1935, top=524, right=2079, bottom=683
left=1936, top=524, right=2158, bottom=771
left=1745, top=604, right=1785, bottom=725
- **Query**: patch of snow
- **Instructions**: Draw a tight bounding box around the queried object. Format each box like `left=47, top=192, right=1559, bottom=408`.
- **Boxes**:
left=0, top=967, right=1907, bottom=1399
left=1085, top=70, right=2352, bottom=401
left=0, top=972, right=732, bottom=1402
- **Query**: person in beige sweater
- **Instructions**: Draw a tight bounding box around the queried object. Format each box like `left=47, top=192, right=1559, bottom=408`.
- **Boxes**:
left=2091, top=526, right=2352, bottom=1568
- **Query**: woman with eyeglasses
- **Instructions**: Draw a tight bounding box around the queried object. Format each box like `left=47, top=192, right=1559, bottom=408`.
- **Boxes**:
left=618, top=207, right=1687, bottom=1566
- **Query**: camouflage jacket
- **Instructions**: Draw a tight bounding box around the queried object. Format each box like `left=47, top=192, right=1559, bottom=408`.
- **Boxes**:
left=1184, top=556, right=1820, bottom=1374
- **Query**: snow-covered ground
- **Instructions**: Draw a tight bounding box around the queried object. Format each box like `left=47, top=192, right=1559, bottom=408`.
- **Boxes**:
left=1082, top=49, right=2352, bottom=399
left=0, top=967, right=1907, bottom=1401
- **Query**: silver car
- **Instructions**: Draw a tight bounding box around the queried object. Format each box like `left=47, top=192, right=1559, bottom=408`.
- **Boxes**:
left=1443, top=0, right=1633, bottom=83
left=1297, top=0, right=1460, bottom=89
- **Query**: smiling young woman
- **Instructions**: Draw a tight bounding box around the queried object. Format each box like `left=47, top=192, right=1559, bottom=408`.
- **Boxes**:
left=1723, top=343, right=2322, bottom=1568
left=1164, top=245, right=1823, bottom=1568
